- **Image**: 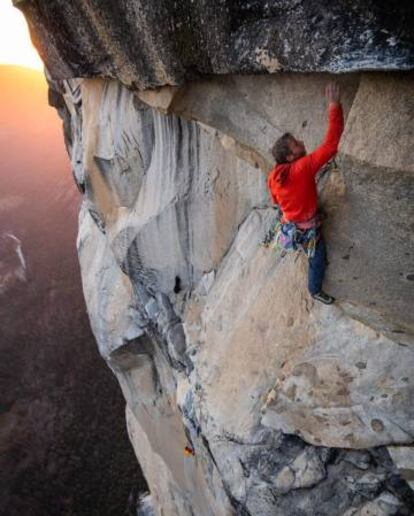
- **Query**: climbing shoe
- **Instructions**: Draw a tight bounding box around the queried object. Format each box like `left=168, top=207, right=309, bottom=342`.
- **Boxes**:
left=312, top=291, right=335, bottom=305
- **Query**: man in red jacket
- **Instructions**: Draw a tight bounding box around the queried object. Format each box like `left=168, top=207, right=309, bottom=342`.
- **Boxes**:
left=267, top=82, right=344, bottom=304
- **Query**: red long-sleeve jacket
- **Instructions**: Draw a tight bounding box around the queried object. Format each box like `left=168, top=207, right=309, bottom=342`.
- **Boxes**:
left=267, top=103, right=344, bottom=223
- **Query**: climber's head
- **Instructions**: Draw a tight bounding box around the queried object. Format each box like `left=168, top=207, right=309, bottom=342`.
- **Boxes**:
left=271, top=133, right=306, bottom=164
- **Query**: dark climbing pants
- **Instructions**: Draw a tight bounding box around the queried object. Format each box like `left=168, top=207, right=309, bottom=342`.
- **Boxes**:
left=307, top=237, right=327, bottom=296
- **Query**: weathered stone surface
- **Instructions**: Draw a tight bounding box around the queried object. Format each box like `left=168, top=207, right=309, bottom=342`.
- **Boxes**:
left=342, top=492, right=402, bottom=516
left=77, top=203, right=145, bottom=359
left=72, top=77, right=268, bottom=514
left=341, top=74, right=414, bottom=173
left=323, top=73, right=414, bottom=330
left=78, top=201, right=232, bottom=516
left=387, top=445, right=414, bottom=492
left=76, top=78, right=267, bottom=295
left=54, top=72, right=414, bottom=515
left=153, top=73, right=360, bottom=164
left=136, top=72, right=414, bottom=331
left=15, top=1, right=414, bottom=88
left=187, top=207, right=414, bottom=450
left=273, top=447, right=327, bottom=492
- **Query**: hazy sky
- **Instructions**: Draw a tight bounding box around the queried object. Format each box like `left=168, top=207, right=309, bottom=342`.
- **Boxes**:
left=0, top=0, right=43, bottom=70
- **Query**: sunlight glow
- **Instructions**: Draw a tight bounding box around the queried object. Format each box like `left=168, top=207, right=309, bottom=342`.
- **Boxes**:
left=0, top=0, right=43, bottom=70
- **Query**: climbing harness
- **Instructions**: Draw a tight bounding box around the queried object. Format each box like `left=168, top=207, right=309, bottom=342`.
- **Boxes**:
left=262, top=213, right=321, bottom=259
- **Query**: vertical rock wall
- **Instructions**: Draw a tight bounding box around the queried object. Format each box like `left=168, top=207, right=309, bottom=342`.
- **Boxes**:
left=52, top=72, right=414, bottom=515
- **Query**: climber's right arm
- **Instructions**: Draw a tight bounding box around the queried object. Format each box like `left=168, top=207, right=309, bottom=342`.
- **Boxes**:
left=296, top=83, right=344, bottom=177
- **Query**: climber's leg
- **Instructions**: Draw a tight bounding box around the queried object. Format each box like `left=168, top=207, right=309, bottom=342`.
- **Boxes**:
left=308, top=237, right=326, bottom=295
left=308, top=237, right=334, bottom=304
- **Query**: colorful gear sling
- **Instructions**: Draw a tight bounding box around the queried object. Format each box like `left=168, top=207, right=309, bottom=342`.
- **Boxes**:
left=262, top=215, right=321, bottom=258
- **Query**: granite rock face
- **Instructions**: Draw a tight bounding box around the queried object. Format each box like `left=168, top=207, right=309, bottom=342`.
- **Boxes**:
left=47, top=73, right=414, bottom=515
left=17, top=1, right=414, bottom=514
left=15, top=1, right=414, bottom=88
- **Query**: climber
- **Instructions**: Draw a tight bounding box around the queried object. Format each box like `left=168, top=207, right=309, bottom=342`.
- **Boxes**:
left=267, top=82, right=344, bottom=304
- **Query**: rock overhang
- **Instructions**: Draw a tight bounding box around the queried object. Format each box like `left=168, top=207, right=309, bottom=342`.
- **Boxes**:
left=14, top=0, right=414, bottom=89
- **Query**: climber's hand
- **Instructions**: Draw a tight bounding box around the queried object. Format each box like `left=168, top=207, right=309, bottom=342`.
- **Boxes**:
left=326, top=82, right=340, bottom=104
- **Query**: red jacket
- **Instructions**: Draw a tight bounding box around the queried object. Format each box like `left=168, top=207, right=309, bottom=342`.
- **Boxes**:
left=267, top=103, right=344, bottom=223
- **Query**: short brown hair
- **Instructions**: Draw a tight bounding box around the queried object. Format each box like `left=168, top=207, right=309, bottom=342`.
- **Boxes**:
left=271, top=133, right=293, bottom=164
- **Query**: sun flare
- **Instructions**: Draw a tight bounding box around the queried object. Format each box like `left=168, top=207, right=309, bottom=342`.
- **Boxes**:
left=0, top=0, right=43, bottom=71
